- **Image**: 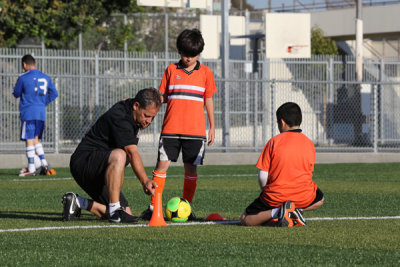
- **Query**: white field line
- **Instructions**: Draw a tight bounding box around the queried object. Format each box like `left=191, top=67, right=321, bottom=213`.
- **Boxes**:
left=1, top=216, right=400, bottom=233
left=12, top=174, right=256, bottom=182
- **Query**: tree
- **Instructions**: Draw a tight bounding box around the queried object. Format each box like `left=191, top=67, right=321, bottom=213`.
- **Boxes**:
left=311, top=26, right=338, bottom=55
left=0, top=0, right=149, bottom=50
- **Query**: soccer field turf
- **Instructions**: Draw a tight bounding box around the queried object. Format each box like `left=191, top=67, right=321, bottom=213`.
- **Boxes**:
left=0, top=163, right=399, bottom=266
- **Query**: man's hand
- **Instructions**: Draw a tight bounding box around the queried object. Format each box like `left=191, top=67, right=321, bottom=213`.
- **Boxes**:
left=142, top=179, right=158, bottom=196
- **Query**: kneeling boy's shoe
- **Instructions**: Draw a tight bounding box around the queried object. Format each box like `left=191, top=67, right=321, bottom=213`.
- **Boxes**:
left=139, top=206, right=153, bottom=220
left=278, top=201, right=295, bottom=227
left=291, top=208, right=306, bottom=227
left=109, top=208, right=140, bottom=223
left=62, top=192, right=81, bottom=221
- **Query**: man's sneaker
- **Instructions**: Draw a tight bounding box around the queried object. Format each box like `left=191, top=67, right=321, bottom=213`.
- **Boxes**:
left=109, top=208, right=140, bottom=223
left=278, top=201, right=295, bottom=227
left=139, top=206, right=153, bottom=220
left=290, top=208, right=306, bottom=227
left=62, top=192, right=81, bottom=221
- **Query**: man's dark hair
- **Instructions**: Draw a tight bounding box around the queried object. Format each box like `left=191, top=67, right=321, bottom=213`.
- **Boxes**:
left=176, top=29, right=204, bottom=57
left=135, top=88, right=162, bottom=109
left=276, top=102, right=302, bottom=127
left=22, top=54, right=35, bottom=66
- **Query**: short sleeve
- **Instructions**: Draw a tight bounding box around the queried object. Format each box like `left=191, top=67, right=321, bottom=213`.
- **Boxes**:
left=255, top=139, right=274, bottom=172
left=204, top=67, right=217, bottom=98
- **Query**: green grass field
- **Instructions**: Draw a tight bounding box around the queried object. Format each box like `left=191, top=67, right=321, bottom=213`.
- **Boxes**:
left=1, top=163, right=399, bottom=266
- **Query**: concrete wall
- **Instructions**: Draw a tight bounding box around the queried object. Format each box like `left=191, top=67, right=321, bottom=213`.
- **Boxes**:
left=310, top=4, right=400, bottom=39
left=2, top=152, right=400, bottom=169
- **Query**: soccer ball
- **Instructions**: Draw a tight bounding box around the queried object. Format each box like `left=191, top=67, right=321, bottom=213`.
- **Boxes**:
left=164, top=197, right=191, bottom=222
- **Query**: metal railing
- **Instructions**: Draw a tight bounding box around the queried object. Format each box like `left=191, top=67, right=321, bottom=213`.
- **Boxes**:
left=1, top=48, right=400, bottom=153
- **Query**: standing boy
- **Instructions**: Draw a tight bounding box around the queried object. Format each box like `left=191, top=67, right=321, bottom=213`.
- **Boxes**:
left=141, top=29, right=217, bottom=220
left=13, top=54, right=58, bottom=176
left=241, top=102, right=324, bottom=227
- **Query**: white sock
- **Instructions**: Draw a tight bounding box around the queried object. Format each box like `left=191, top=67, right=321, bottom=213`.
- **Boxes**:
left=109, top=202, right=121, bottom=217
left=35, top=143, right=48, bottom=167
left=271, top=207, right=281, bottom=219
left=26, top=146, right=36, bottom=173
left=77, top=196, right=88, bottom=210
left=149, top=204, right=153, bottom=211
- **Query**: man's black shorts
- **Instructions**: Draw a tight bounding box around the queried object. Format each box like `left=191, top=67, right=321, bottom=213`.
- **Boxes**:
left=158, top=136, right=206, bottom=165
left=245, top=188, right=324, bottom=215
left=70, top=149, right=129, bottom=207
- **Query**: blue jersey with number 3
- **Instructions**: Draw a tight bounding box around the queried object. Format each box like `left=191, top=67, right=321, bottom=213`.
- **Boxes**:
left=13, top=69, right=58, bottom=121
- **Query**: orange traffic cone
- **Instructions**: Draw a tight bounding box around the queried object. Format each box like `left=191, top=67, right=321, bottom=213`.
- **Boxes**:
left=148, top=192, right=167, bottom=227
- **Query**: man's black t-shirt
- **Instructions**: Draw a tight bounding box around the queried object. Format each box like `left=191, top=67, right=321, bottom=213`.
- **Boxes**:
left=76, top=98, right=140, bottom=151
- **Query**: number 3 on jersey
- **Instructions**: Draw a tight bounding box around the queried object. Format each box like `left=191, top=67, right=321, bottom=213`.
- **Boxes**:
left=35, top=78, right=48, bottom=96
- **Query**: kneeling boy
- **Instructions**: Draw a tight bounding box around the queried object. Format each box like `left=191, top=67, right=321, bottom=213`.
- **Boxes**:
left=241, top=102, right=324, bottom=227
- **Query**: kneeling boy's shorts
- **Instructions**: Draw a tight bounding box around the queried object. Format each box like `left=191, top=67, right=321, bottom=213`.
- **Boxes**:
left=245, top=188, right=324, bottom=215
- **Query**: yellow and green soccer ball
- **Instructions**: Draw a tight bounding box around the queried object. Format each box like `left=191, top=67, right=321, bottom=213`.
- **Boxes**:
left=165, top=197, right=191, bottom=222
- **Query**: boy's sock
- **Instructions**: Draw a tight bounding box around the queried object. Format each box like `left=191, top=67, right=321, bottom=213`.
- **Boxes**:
left=35, top=143, right=48, bottom=167
left=26, top=146, right=36, bottom=173
left=151, top=170, right=166, bottom=207
left=77, top=195, right=88, bottom=210
left=183, top=173, right=198, bottom=203
left=271, top=207, right=281, bottom=219
left=109, top=202, right=121, bottom=217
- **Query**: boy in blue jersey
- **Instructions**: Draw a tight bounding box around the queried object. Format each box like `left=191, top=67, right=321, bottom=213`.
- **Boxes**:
left=13, top=55, right=58, bottom=176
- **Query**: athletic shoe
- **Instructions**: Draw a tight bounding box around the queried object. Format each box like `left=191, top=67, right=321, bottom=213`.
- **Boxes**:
left=291, top=208, right=306, bottom=227
left=40, top=166, right=56, bottom=175
left=187, top=209, right=201, bottom=221
left=278, top=201, right=295, bottom=227
left=109, top=208, right=140, bottom=223
left=62, top=192, right=81, bottom=221
left=139, top=206, right=153, bottom=220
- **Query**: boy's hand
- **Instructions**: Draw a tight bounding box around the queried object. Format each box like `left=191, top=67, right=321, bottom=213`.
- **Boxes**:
left=208, top=127, right=215, bottom=146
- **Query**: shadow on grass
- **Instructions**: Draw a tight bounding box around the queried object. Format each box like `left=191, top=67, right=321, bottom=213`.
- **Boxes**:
left=0, top=211, right=99, bottom=222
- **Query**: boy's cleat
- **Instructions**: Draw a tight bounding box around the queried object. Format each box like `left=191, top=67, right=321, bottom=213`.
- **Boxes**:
left=62, top=192, right=81, bottom=221
left=109, top=208, right=140, bottom=223
left=278, top=201, right=295, bottom=227
left=42, top=166, right=56, bottom=175
left=291, top=208, right=306, bottom=227
left=139, top=206, right=153, bottom=220
left=187, top=209, right=201, bottom=221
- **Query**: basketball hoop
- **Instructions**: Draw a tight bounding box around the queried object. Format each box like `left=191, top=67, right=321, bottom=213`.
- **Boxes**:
left=287, top=45, right=309, bottom=54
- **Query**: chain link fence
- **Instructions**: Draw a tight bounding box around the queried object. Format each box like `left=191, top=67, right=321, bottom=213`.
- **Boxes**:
left=1, top=48, right=400, bottom=153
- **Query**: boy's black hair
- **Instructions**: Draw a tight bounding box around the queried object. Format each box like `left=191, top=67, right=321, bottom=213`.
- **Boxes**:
left=276, top=102, right=302, bottom=127
left=134, top=88, right=162, bottom=109
left=22, top=54, right=35, bottom=66
left=176, top=29, right=204, bottom=57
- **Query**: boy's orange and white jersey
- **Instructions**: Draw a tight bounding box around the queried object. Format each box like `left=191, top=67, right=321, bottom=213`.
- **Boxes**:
left=256, top=130, right=318, bottom=208
left=159, top=63, right=217, bottom=137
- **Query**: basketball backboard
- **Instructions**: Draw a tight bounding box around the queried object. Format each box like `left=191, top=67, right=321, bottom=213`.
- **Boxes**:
left=265, top=13, right=311, bottom=58
left=200, top=15, right=245, bottom=59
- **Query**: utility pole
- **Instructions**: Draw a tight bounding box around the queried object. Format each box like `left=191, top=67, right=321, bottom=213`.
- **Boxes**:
left=356, top=0, right=363, bottom=81
left=222, top=0, right=230, bottom=149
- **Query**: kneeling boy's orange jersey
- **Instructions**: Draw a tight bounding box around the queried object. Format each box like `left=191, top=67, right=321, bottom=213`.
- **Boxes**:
left=256, top=130, right=317, bottom=208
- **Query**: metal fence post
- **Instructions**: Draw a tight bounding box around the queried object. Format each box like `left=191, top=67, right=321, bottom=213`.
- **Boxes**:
left=253, top=72, right=258, bottom=151
left=153, top=55, right=158, bottom=148
left=373, top=84, right=378, bottom=153
left=270, top=80, right=276, bottom=137
left=55, top=78, right=59, bottom=153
